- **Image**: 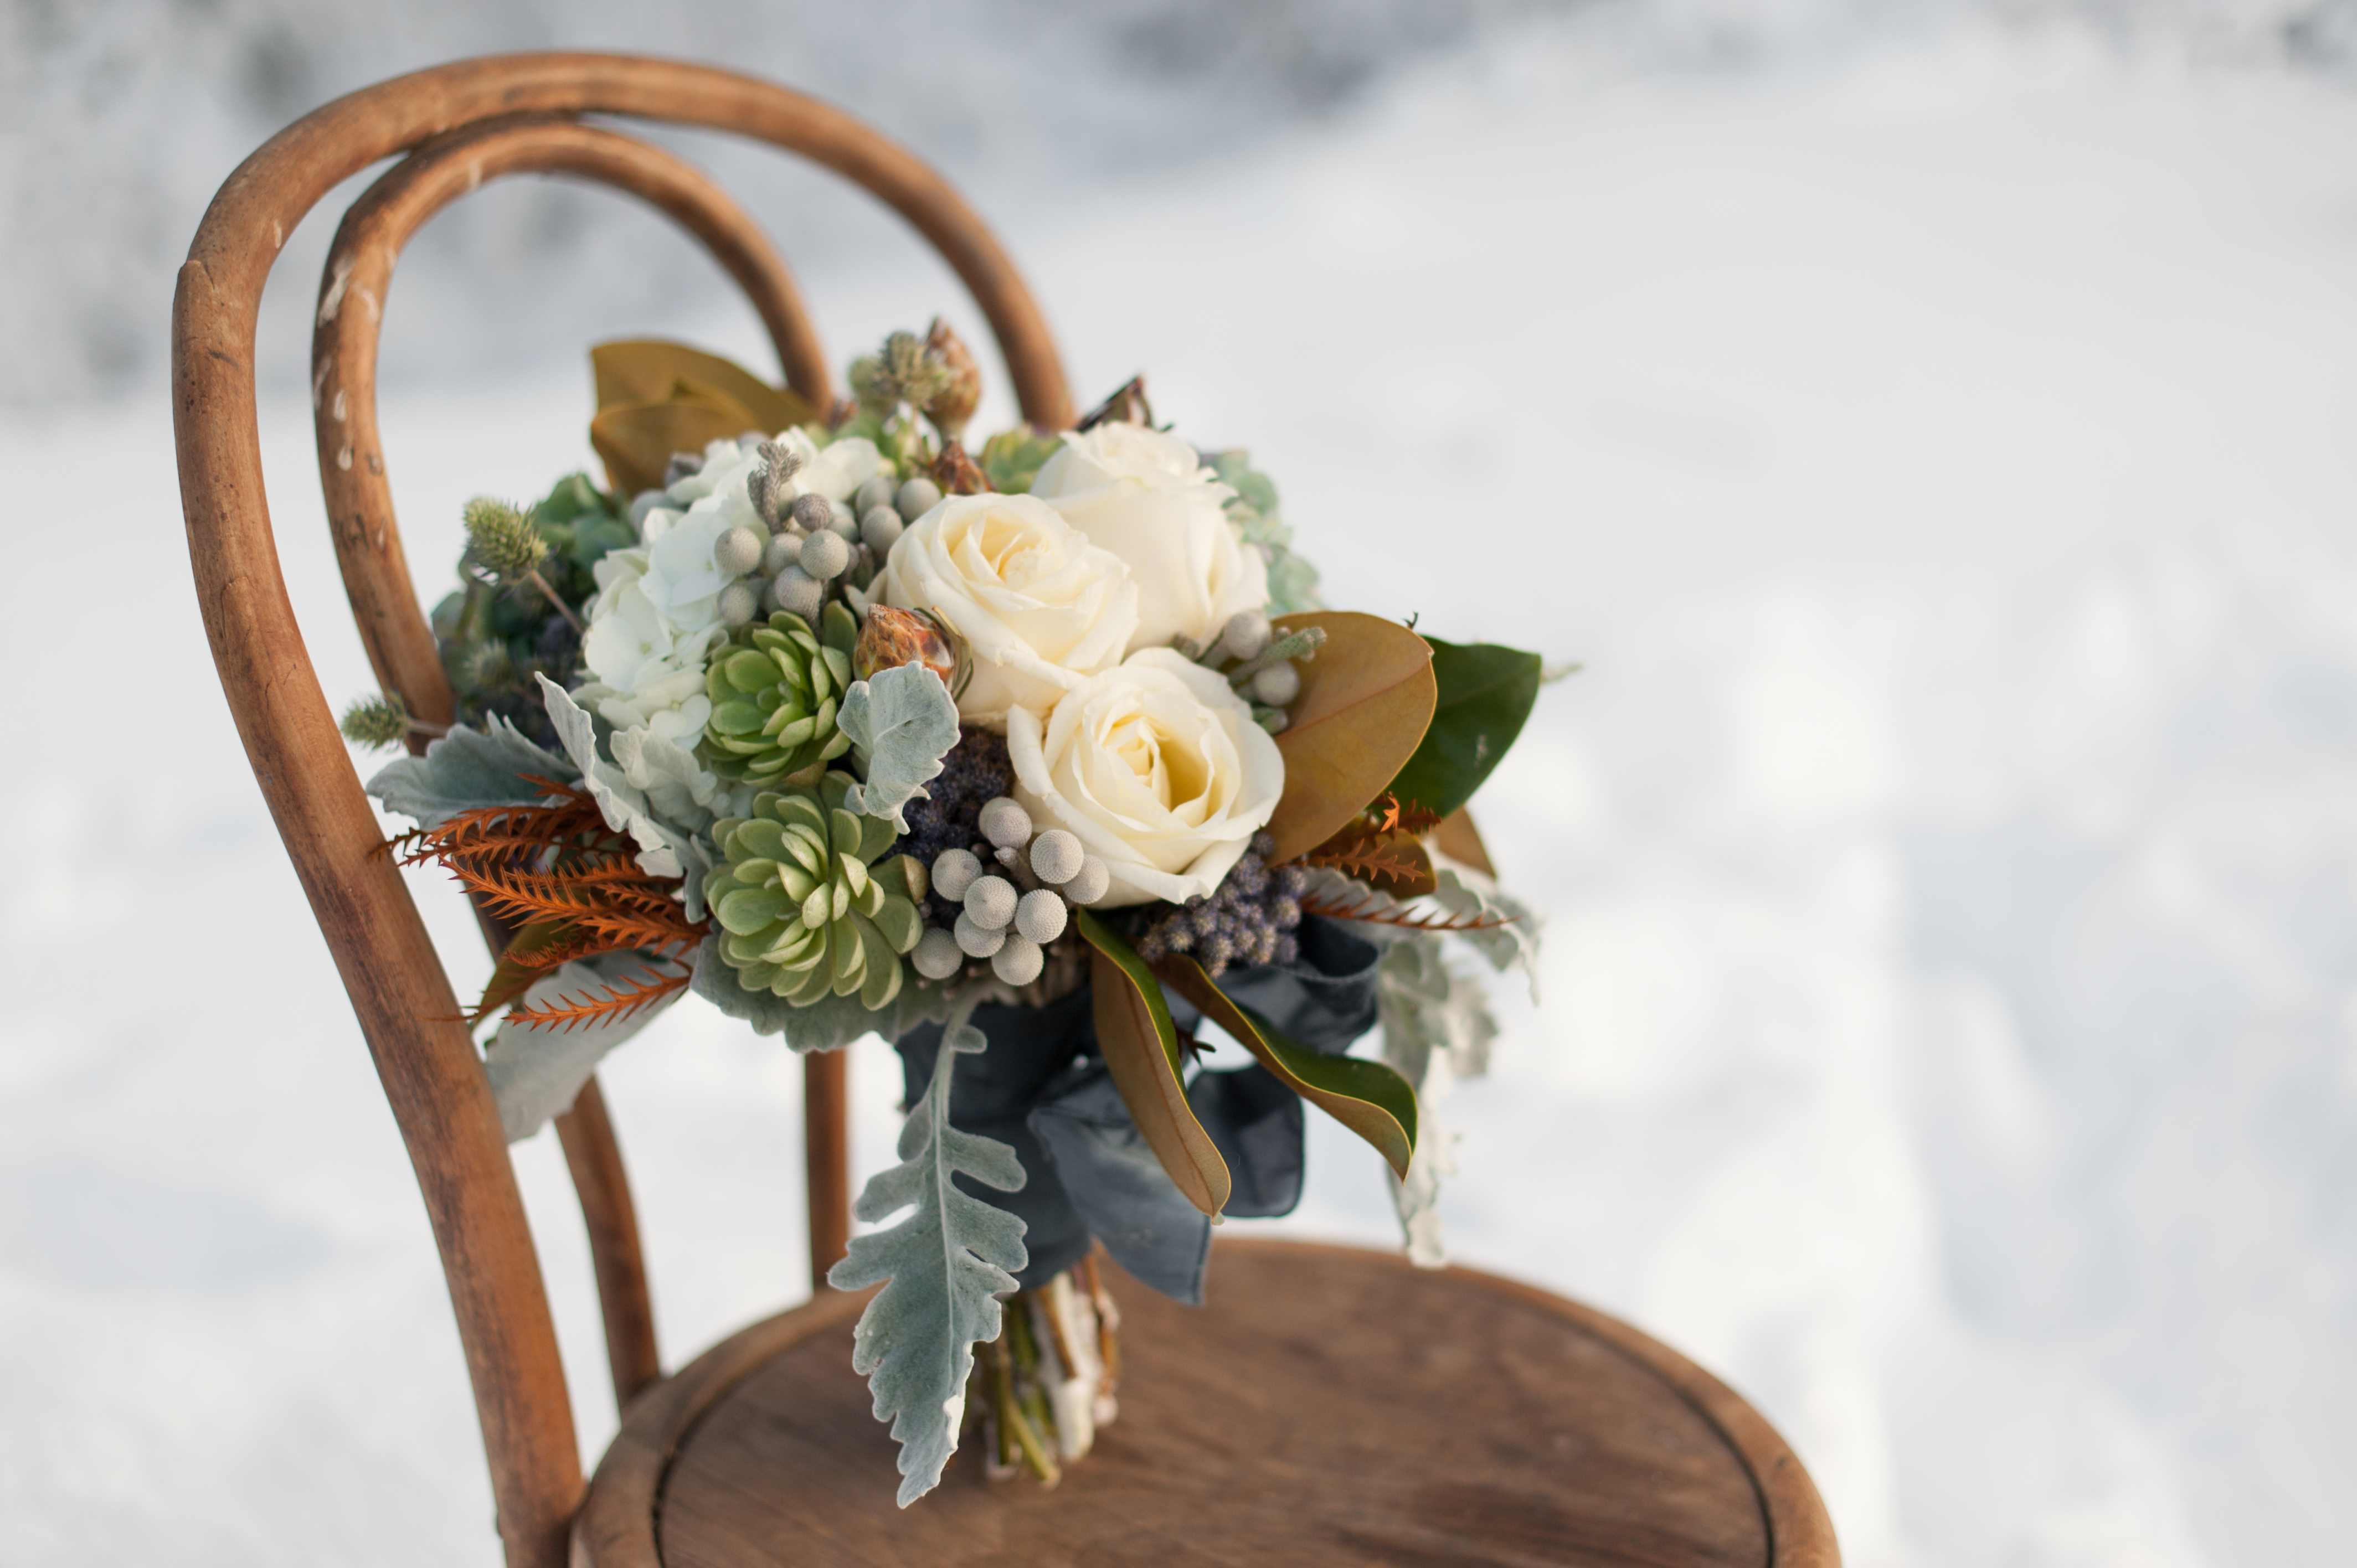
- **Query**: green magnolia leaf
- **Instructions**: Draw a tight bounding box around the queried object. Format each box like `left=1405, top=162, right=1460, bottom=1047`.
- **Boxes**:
left=1157, top=956, right=1418, bottom=1180
left=1383, top=637, right=1542, bottom=821
left=1074, top=910, right=1232, bottom=1218
left=828, top=1002, right=1028, bottom=1507
left=836, top=663, right=960, bottom=832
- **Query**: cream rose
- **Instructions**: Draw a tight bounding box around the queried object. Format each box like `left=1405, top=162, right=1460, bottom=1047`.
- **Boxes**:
left=879, top=492, right=1139, bottom=725
left=1006, top=648, right=1284, bottom=907
left=1030, top=424, right=1268, bottom=654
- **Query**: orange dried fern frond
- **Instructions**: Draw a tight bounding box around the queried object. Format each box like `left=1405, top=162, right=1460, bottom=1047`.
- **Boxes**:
left=504, top=965, right=694, bottom=1034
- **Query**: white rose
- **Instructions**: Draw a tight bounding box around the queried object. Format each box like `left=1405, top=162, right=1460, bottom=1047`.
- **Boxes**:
left=880, top=492, right=1139, bottom=726
left=1006, top=648, right=1284, bottom=907
left=1030, top=424, right=1268, bottom=654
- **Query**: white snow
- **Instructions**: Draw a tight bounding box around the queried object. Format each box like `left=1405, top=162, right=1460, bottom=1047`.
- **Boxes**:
left=4, top=12, right=2356, bottom=1566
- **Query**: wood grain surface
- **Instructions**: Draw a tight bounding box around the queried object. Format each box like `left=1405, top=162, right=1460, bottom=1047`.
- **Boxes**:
left=576, top=1240, right=1838, bottom=1568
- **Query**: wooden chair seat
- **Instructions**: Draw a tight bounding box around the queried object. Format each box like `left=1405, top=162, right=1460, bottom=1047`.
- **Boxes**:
left=578, top=1241, right=1829, bottom=1567
left=174, top=54, right=1838, bottom=1567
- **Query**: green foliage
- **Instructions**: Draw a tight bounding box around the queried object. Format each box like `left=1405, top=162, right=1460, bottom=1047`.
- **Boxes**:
left=984, top=426, right=1062, bottom=494
left=339, top=692, right=412, bottom=750
left=1209, top=448, right=1321, bottom=613
left=688, top=933, right=951, bottom=1050
left=828, top=1005, right=1030, bottom=1506
left=837, top=661, right=961, bottom=832
left=364, top=715, right=576, bottom=830
left=435, top=472, right=632, bottom=752
left=699, top=611, right=857, bottom=786
left=1383, top=637, right=1543, bottom=820
left=702, top=771, right=925, bottom=1011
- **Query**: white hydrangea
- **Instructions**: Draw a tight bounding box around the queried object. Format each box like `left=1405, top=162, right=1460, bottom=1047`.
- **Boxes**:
left=572, top=428, right=884, bottom=750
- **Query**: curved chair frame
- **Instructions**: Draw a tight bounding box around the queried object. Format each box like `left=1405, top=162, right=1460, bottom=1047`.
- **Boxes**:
left=173, top=53, right=1069, bottom=1568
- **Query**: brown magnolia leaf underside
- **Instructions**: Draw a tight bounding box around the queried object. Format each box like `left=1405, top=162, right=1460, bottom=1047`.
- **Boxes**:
left=1078, top=912, right=1231, bottom=1218
left=1430, top=806, right=1495, bottom=878
left=1263, top=611, right=1438, bottom=864
left=589, top=340, right=817, bottom=497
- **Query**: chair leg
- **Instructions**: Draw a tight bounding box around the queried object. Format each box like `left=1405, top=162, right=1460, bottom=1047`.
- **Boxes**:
left=804, top=1051, right=851, bottom=1290
left=555, top=1077, right=663, bottom=1408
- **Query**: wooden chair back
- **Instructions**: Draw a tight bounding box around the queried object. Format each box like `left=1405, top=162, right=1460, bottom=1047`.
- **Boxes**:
left=172, top=54, right=1071, bottom=1568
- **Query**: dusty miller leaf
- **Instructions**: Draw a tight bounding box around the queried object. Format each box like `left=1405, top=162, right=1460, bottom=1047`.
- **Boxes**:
left=536, top=675, right=716, bottom=921
left=837, top=663, right=960, bottom=833
left=484, top=952, right=687, bottom=1142
left=364, top=715, right=575, bottom=828
left=828, top=1002, right=1028, bottom=1505
left=1374, top=932, right=1502, bottom=1268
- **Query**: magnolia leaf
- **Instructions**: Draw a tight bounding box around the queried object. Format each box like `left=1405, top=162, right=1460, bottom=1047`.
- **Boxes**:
left=1156, top=957, right=1418, bottom=1180
left=588, top=341, right=819, bottom=497
left=591, top=339, right=815, bottom=426
left=1429, top=806, right=1495, bottom=878
left=1383, top=637, right=1543, bottom=822
left=1263, top=612, right=1436, bottom=864
left=837, top=663, right=960, bottom=832
left=484, top=952, right=688, bottom=1142
left=1074, top=910, right=1231, bottom=1218
left=590, top=399, right=755, bottom=502
left=364, top=715, right=576, bottom=828
left=828, top=1003, right=1029, bottom=1507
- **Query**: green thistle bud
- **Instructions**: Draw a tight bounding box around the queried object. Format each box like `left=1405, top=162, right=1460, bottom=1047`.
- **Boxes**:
left=698, top=606, right=862, bottom=786
left=461, top=497, right=550, bottom=584
left=339, top=692, right=411, bottom=750
left=703, top=771, right=927, bottom=1011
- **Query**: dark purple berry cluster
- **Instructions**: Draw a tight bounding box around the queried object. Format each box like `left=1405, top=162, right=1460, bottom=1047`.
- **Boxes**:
left=897, top=725, right=1014, bottom=926
left=1133, top=833, right=1305, bottom=977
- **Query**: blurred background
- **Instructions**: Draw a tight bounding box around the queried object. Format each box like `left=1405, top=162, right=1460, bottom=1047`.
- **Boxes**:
left=5, top=1, right=2357, bottom=1562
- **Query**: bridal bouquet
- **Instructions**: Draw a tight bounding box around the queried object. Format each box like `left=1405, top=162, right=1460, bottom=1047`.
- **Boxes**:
left=346, top=326, right=1546, bottom=1503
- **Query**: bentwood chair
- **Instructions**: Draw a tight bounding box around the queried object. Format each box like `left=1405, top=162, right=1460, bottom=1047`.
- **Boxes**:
left=173, top=53, right=1841, bottom=1568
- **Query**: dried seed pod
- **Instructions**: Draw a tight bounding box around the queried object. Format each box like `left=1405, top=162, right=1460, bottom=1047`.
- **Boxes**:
left=920, top=317, right=982, bottom=439
left=853, top=604, right=972, bottom=699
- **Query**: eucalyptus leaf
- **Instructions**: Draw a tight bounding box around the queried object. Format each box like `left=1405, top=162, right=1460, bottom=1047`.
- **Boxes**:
left=829, top=1000, right=1029, bottom=1507
left=364, top=715, right=575, bottom=828
left=837, top=663, right=960, bottom=832
left=484, top=952, right=688, bottom=1142
left=1383, top=637, right=1543, bottom=821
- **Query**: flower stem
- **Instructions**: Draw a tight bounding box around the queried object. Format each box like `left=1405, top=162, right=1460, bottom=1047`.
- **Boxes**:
left=527, top=568, right=585, bottom=635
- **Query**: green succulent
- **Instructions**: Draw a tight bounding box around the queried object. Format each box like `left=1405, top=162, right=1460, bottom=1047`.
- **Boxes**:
left=700, top=605, right=863, bottom=786
left=704, top=771, right=928, bottom=1011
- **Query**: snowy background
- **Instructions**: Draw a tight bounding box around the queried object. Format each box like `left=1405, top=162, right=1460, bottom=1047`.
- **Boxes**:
left=5, top=1, right=2357, bottom=1563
